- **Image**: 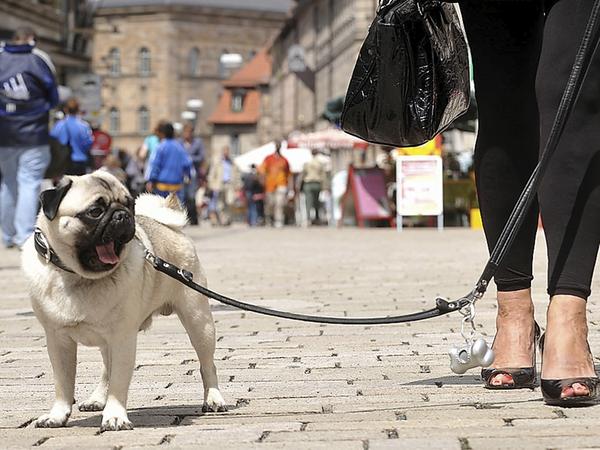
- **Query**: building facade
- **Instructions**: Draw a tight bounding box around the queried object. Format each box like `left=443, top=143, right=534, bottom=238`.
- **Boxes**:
left=268, top=0, right=377, bottom=140
left=92, top=0, right=292, bottom=153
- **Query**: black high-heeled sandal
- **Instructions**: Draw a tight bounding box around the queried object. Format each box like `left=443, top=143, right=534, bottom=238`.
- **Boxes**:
left=481, top=322, right=540, bottom=390
left=539, top=333, right=599, bottom=407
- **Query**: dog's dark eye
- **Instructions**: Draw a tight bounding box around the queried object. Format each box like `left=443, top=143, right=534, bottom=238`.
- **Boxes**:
left=87, top=206, right=105, bottom=219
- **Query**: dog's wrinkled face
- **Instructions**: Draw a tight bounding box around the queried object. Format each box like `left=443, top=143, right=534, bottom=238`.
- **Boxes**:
left=39, top=172, right=136, bottom=278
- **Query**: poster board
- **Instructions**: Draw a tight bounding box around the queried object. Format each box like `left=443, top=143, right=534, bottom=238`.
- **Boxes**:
left=396, top=156, right=444, bottom=230
left=341, top=165, right=393, bottom=227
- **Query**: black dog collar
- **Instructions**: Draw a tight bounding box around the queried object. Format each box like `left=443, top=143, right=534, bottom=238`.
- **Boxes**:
left=33, top=228, right=75, bottom=274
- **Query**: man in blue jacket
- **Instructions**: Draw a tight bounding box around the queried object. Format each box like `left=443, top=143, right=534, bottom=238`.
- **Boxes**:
left=51, top=98, right=94, bottom=175
left=0, top=27, right=59, bottom=249
left=146, top=122, right=192, bottom=204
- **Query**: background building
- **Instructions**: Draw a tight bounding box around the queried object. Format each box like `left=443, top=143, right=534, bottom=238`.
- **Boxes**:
left=269, top=0, right=377, bottom=139
left=92, top=0, right=292, bottom=153
left=208, top=49, right=273, bottom=157
left=0, top=0, right=93, bottom=82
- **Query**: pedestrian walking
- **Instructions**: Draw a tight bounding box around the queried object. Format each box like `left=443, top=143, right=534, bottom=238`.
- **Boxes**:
left=300, top=149, right=327, bottom=225
left=125, top=147, right=146, bottom=197
left=459, top=0, right=599, bottom=404
left=242, top=164, right=264, bottom=227
left=141, top=120, right=166, bottom=179
left=259, top=142, right=291, bottom=228
left=50, top=98, right=93, bottom=175
left=207, top=146, right=239, bottom=226
left=179, top=123, right=205, bottom=225
left=0, top=27, right=58, bottom=249
left=145, top=122, right=191, bottom=204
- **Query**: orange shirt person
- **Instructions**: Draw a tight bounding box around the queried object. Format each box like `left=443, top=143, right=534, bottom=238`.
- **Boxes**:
left=260, top=148, right=290, bottom=193
left=259, top=144, right=290, bottom=227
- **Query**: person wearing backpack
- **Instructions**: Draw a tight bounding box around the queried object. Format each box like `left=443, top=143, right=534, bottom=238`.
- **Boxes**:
left=0, top=27, right=59, bottom=249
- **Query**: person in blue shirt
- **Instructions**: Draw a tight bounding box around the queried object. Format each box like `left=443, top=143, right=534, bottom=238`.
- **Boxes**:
left=146, top=122, right=192, bottom=204
left=141, top=120, right=166, bottom=180
left=0, top=27, right=59, bottom=249
left=50, top=98, right=94, bottom=175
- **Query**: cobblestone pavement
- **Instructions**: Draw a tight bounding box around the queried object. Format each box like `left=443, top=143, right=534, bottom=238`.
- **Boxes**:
left=1, top=226, right=599, bottom=449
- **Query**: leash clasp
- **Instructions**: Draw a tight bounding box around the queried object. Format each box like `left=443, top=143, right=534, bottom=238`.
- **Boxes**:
left=144, top=249, right=158, bottom=267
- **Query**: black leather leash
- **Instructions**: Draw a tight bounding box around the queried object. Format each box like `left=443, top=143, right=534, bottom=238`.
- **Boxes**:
left=33, top=0, right=600, bottom=326
left=142, top=249, right=466, bottom=324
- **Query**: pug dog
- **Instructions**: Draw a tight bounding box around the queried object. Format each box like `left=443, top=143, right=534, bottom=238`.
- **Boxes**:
left=21, top=171, right=226, bottom=431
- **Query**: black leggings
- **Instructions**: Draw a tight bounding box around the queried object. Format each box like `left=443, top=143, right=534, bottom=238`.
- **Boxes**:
left=459, top=0, right=600, bottom=299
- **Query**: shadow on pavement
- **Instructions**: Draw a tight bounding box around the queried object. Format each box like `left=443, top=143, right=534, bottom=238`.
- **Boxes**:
left=404, top=375, right=481, bottom=386
left=67, top=404, right=242, bottom=429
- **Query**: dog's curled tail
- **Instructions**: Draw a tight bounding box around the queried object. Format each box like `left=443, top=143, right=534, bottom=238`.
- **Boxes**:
left=135, top=193, right=188, bottom=230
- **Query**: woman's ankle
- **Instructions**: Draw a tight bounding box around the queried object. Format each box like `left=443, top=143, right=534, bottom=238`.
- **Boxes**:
left=542, top=295, right=595, bottom=379
left=496, top=289, right=534, bottom=322
left=490, top=289, right=536, bottom=369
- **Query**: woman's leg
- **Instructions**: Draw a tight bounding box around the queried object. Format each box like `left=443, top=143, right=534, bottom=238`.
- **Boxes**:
left=537, top=0, right=600, bottom=395
left=459, top=0, right=545, bottom=384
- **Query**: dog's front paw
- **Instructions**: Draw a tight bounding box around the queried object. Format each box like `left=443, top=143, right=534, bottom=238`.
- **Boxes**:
left=79, top=399, right=106, bottom=412
left=101, top=407, right=133, bottom=432
left=202, top=388, right=227, bottom=412
left=35, top=413, right=69, bottom=428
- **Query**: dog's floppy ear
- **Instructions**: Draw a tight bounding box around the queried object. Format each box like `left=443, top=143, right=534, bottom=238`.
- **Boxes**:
left=40, top=178, right=73, bottom=221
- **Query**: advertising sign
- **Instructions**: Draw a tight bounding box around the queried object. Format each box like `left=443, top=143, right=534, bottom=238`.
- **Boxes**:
left=341, top=166, right=393, bottom=228
left=396, top=156, right=444, bottom=227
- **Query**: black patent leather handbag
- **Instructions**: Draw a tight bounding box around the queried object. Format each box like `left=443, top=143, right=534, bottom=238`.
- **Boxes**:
left=341, top=0, right=470, bottom=147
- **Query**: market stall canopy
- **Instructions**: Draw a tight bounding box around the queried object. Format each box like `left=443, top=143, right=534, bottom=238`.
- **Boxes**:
left=287, top=128, right=368, bottom=150
left=234, top=142, right=315, bottom=173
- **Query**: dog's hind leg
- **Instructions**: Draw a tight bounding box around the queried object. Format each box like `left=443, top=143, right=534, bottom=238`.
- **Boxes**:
left=35, top=331, right=77, bottom=428
left=175, top=288, right=227, bottom=412
left=79, top=346, right=109, bottom=412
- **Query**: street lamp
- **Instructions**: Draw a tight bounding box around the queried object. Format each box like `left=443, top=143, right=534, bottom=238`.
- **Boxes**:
left=186, top=99, right=204, bottom=111
left=181, top=111, right=197, bottom=121
left=183, top=99, right=203, bottom=134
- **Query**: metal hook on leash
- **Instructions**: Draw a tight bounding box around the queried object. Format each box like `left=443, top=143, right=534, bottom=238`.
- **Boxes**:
left=449, top=289, right=495, bottom=374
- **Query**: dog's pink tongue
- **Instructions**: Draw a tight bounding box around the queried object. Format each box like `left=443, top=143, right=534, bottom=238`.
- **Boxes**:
left=96, top=242, right=119, bottom=265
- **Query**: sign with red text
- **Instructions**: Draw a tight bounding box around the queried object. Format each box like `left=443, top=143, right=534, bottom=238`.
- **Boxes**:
left=397, top=156, right=443, bottom=216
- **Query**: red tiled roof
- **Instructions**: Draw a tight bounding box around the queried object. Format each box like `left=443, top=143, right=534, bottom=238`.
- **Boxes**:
left=224, top=48, right=271, bottom=88
left=208, top=90, right=261, bottom=125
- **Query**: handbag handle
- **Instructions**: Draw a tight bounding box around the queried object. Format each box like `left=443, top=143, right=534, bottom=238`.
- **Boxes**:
left=377, top=0, right=441, bottom=17
left=417, top=0, right=442, bottom=15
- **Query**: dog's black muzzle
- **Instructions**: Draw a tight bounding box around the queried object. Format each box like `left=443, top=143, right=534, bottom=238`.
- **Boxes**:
left=77, top=202, right=136, bottom=272
left=93, top=205, right=136, bottom=246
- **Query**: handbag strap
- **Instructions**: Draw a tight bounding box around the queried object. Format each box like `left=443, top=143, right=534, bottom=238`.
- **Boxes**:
left=378, top=0, right=441, bottom=17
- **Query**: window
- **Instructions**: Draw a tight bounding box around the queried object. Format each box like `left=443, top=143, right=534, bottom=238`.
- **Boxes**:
left=231, top=92, right=244, bottom=112
left=108, top=48, right=120, bottom=76
left=109, top=107, right=120, bottom=133
left=139, top=47, right=151, bottom=76
left=138, top=106, right=150, bottom=133
left=230, top=134, right=241, bottom=157
left=189, top=47, right=200, bottom=75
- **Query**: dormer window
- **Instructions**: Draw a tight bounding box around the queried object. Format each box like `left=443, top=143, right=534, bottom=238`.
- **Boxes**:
left=231, top=91, right=245, bottom=112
